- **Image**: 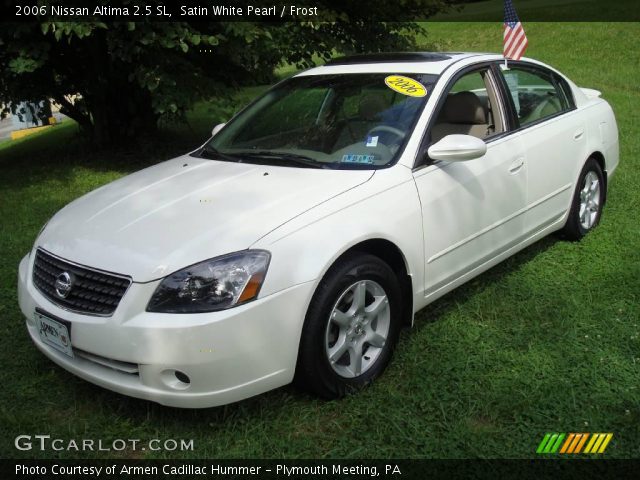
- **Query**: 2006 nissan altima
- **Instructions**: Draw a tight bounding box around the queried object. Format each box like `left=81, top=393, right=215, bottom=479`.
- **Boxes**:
left=18, top=52, right=619, bottom=407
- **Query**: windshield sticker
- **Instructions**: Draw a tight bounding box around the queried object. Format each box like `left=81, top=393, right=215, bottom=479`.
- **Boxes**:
left=342, top=154, right=374, bottom=164
left=385, top=75, right=427, bottom=97
left=365, top=135, right=379, bottom=147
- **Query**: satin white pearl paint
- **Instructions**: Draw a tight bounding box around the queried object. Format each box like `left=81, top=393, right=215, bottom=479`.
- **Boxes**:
left=18, top=53, right=619, bottom=407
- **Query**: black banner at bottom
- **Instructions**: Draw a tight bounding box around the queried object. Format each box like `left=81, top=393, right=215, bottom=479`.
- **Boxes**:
left=3, top=459, right=639, bottom=480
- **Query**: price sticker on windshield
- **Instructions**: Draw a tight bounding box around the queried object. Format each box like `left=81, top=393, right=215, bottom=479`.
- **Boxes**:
left=385, top=75, right=427, bottom=97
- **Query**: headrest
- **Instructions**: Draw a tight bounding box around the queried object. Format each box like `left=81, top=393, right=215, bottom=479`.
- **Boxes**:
left=358, top=94, right=386, bottom=121
left=440, top=92, right=487, bottom=125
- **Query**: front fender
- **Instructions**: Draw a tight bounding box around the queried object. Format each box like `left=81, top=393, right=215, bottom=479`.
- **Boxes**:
left=252, top=167, right=424, bottom=312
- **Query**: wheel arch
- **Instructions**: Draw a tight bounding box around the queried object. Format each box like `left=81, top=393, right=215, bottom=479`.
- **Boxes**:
left=330, top=238, right=414, bottom=328
left=588, top=150, right=607, bottom=205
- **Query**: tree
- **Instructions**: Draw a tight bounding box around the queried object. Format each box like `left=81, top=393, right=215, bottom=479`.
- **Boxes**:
left=0, top=1, right=453, bottom=146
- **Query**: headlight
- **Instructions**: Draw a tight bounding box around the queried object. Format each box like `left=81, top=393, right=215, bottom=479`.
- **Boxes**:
left=147, top=250, right=270, bottom=313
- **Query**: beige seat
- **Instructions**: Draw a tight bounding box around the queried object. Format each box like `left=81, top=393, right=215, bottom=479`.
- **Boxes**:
left=334, top=94, right=387, bottom=149
left=358, top=94, right=387, bottom=121
left=431, top=91, right=490, bottom=143
left=522, top=95, right=562, bottom=125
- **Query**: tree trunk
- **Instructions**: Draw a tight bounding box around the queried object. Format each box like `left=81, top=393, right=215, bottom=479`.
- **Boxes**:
left=80, top=32, right=159, bottom=147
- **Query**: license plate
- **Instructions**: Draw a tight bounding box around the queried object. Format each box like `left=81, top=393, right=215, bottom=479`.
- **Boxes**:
left=35, top=311, right=73, bottom=358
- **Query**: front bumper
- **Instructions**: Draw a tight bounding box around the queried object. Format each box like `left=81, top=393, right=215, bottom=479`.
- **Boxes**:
left=18, top=253, right=314, bottom=408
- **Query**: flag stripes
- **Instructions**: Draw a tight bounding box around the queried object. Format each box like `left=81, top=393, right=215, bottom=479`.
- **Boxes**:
left=503, top=0, right=529, bottom=61
left=503, top=22, right=528, bottom=60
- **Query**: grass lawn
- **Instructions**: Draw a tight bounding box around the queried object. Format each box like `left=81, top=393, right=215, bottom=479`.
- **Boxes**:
left=0, top=23, right=638, bottom=459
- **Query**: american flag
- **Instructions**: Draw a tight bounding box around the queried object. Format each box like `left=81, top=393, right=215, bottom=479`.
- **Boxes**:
left=503, top=0, right=528, bottom=60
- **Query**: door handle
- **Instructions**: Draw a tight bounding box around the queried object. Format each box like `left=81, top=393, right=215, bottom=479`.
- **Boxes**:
left=509, top=157, right=525, bottom=174
left=574, top=129, right=584, bottom=140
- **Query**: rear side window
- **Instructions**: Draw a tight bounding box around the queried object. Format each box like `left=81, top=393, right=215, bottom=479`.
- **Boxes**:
left=500, top=66, right=570, bottom=127
left=553, top=73, right=576, bottom=110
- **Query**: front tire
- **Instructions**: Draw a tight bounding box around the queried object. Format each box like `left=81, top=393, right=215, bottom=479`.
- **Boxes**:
left=294, top=253, right=402, bottom=399
left=561, top=158, right=605, bottom=241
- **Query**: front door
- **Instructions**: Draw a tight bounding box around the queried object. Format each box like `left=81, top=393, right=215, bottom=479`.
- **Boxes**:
left=413, top=66, right=527, bottom=298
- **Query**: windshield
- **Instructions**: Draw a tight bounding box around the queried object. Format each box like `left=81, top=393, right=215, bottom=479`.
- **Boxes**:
left=201, top=73, right=438, bottom=169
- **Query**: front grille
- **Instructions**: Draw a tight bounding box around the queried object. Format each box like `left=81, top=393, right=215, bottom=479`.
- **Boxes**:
left=32, top=249, right=131, bottom=316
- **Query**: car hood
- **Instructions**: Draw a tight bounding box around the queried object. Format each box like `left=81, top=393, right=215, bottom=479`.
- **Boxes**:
left=38, top=155, right=373, bottom=281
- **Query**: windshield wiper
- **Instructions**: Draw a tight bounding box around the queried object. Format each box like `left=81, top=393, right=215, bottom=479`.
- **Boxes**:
left=195, top=145, right=243, bottom=163
left=233, top=150, right=329, bottom=169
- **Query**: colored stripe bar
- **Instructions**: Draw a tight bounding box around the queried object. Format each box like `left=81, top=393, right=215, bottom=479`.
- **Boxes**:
left=538, top=432, right=614, bottom=454
left=584, top=434, right=598, bottom=453
left=598, top=434, right=613, bottom=453
left=536, top=433, right=552, bottom=454
left=574, top=433, right=589, bottom=453
left=567, top=433, right=582, bottom=453
left=590, top=433, right=606, bottom=453
left=560, top=433, right=576, bottom=454
left=543, top=434, right=560, bottom=453
left=550, top=433, right=566, bottom=453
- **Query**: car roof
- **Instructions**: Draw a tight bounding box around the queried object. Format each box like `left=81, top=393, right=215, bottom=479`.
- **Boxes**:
left=325, top=52, right=460, bottom=65
left=297, top=52, right=512, bottom=76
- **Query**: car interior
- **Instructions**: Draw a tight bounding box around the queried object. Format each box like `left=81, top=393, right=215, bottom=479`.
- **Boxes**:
left=430, top=69, right=505, bottom=145
left=516, top=89, right=563, bottom=125
left=213, top=66, right=571, bottom=169
left=235, top=81, right=431, bottom=166
left=503, top=67, right=567, bottom=126
left=226, top=79, right=429, bottom=167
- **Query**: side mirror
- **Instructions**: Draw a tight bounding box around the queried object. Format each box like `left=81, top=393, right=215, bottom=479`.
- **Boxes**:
left=211, top=123, right=226, bottom=137
left=427, top=134, right=487, bottom=162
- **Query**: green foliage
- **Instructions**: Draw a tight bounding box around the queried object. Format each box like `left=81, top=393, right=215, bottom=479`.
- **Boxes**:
left=0, top=1, right=452, bottom=145
left=432, top=0, right=638, bottom=20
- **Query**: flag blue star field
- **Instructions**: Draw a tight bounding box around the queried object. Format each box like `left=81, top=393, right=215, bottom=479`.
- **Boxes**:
left=503, top=0, right=528, bottom=60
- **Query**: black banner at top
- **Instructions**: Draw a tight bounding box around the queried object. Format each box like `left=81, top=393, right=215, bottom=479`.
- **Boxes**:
left=1, top=0, right=639, bottom=22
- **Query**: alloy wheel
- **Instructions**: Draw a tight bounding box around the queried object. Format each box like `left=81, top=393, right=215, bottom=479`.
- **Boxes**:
left=324, top=280, right=390, bottom=378
left=579, top=170, right=601, bottom=230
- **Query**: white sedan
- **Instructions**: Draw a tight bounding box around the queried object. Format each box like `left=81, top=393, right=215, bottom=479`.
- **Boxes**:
left=18, top=52, right=619, bottom=407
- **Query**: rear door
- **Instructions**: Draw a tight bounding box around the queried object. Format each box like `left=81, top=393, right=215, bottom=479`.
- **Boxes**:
left=496, top=63, right=585, bottom=233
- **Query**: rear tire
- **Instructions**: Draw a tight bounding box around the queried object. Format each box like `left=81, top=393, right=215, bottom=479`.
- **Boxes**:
left=561, top=158, right=605, bottom=241
left=294, top=253, right=402, bottom=399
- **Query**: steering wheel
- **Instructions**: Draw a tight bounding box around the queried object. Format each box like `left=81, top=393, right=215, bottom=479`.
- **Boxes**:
left=366, top=125, right=406, bottom=145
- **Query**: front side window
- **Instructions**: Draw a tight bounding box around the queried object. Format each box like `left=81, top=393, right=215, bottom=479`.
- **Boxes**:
left=430, top=68, right=505, bottom=145
left=202, top=73, right=437, bottom=169
left=499, top=66, right=570, bottom=127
